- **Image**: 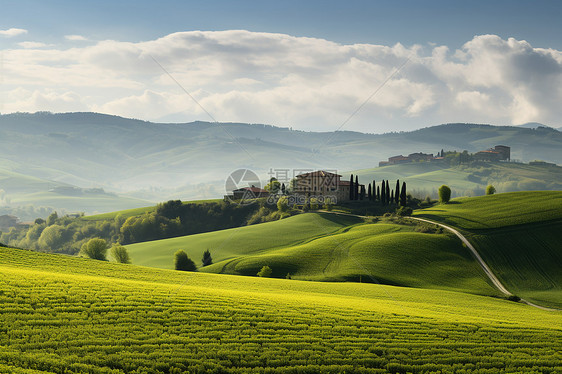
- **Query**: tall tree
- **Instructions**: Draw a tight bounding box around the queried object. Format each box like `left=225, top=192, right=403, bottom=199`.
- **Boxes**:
left=202, top=249, right=213, bottom=266
left=395, top=179, right=400, bottom=204
left=360, top=185, right=365, bottom=200
left=349, top=174, right=354, bottom=200
left=381, top=180, right=386, bottom=205
left=367, top=183, right=372, bottom=201
left=384, top=181, right=390, bottom=205
left=355, top=175, right=359, bottom=200
left=376, top=185, right=380, bottom=202
left=372, top=180, right=376, bottom=200
left=400, top=181, right=407, bottom=206
left=281, top=183, right=286, bottom=194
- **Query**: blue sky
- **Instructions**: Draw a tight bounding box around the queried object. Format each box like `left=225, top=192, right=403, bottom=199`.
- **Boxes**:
left=3, top=0, right=561, bottom=48
left=1, top=0, right=561, bottom=132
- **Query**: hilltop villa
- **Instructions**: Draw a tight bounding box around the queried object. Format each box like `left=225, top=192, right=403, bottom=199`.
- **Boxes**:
left=294, top=170, right=360, bottom=202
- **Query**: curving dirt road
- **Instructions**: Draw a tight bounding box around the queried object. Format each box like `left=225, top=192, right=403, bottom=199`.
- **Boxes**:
left=315, top=210, right=559, bottom=311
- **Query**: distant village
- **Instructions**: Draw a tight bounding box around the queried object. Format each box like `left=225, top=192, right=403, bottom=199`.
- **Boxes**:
left=378, top=145, right=511, bottom=166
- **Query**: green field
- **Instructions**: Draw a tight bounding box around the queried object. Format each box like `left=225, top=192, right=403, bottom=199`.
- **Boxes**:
left=126, top=213, right=498, bottom=296
left=1, top=246, right=560, bottom=373
left=414, top=191, right=562, bottom=308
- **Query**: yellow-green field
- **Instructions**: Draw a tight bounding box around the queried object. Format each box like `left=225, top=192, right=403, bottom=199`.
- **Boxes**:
left=0, top=246, right=561, bottom=373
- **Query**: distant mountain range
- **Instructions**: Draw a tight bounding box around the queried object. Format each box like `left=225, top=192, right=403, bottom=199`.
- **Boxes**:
left=1, top=112, right=561, bottom=213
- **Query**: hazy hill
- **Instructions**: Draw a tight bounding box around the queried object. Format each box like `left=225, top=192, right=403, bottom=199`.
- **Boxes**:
left=1, top=112, right=561, bottom=212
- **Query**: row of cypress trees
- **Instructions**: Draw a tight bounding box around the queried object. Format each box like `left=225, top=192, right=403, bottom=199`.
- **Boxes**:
left=349, top=174, right=407, bottom=206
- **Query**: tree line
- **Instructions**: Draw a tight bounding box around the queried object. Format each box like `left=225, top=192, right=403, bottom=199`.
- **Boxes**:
left=348, top=175, right=408, bottom=206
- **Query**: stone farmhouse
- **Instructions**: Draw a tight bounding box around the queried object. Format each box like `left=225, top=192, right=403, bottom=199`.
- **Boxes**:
left=294, top=170, right=360, bottom=202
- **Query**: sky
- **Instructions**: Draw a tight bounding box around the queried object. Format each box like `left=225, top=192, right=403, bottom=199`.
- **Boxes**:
left=1, top=0, right=561, bottom=133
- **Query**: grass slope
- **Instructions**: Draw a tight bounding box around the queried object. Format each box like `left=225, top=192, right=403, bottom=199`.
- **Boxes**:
left=126, top=213, right=362, bottom=269
left=81, top=199, right=223, bottom=221
left=351, top=162, right=562, bottom=198
left=127, top=213, right=498, bottom=297
left=414, top=191, right=562, bottom=308
left=0, top=246, right=561, bottom=373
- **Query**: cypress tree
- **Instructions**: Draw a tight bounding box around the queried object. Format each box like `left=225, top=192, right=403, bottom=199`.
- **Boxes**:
left=390, top=190, right=394, bottom=202
left=349, top=174, right=354, bottom=200
left=367, top=183, right=372, bottom=201
left=395, top=180, right=400, bottom=204
left=355, top=175, right=359, bottom=200
left=384, top=181, right=390, bottom=205
left=381, top=180, right=385, bottom=205
left=400, top=181, right=407, bottom=206
left=376, top=185, right=380, bottom=201
left=360, top=185, right=365, bottom=200
left=372, top=180, right=376, bottom=200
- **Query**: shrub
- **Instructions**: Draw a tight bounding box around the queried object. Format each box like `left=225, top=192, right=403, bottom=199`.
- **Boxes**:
left=174, top=250, right=197, bottom=271
left=79, top=238, right=108, bottom=260
left=277, top=196, right=289, bottom=212
left=486, top=185, right=496, bottom=195
left=257, top=265, right=272, bottom=278
left=202, top=249, right=213, bottom=266
left=438, top=185, right=451, bottom=203
left=110, top=244, right=130, bottom=264
left=395, top=206, right=413, bottom=216
left=507, top=295, right=521, bottom=302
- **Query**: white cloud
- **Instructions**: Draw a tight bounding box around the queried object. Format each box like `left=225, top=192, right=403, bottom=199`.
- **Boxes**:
left=1, top=31, right=561, bottom=131
left=17, top=41, right=53, bottom=49
left=65, top=34, right=88, bottom=41
left=0, top=28, right=27, bottom=37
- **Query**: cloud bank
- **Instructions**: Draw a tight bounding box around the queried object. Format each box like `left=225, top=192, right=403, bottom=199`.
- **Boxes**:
left=1, top=31, right=561, bottom=131
left=0, top=28, right=28, bottom=37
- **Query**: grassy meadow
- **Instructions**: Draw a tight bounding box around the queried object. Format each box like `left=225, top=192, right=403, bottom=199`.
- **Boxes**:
left=414, top=191, right=562, bottom=308
left=1, top=246, right=561, bottom=373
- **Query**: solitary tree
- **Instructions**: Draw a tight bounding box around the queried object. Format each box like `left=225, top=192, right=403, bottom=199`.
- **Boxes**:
left=486, top=185, right=496, bottom=195
left=110, top=244, right=130, bottom=264
left=174, top=250, right=197, bottom=271
left=349, top=174, right=354, bottom=200
left=257, top=265, right=272, bottom=277
left=439, top=185, right=452, bottom=204
left=80, top=238, right=108, bottom=261
left=400, top=181, right=407, bottom=206
left=395, top=180, right=400, bottom=204
left=202, top=249, right=213, bottom=266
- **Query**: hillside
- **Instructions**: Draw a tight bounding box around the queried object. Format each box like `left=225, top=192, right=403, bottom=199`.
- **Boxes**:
left=350, top=161, right=562, bottom=198
left=414, top=191, right=562, bottom=308
left=0, top=246, right=560, bottom=373
left=0, top=167, right=151, bottom=220
left=126, top=212, right=498, bottom=296
left=1, top=112, right=561, bottom=209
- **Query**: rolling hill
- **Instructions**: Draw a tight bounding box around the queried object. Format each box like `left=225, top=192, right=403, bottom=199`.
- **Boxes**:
left=414, top=191, right=562, bottom=308
left=350, top=161, right=562, bottom=198
left=1, top=112, right=561, bottom=209
left=0, top=245, right=560, bottom=373
left=126, top=192, right=561, bottom=308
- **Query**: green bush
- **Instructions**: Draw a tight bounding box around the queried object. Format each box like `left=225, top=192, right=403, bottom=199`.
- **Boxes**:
left=79, top=238, right=108, bottom=261
left=110, top=244, right=130, bottom=264
left=438, top=185, right=451, bottom=203
left=174, top=250, right=197, bottom=271
left=257, top=265, right=272, bottom=278
left=486, top=185, right=496, bottom=195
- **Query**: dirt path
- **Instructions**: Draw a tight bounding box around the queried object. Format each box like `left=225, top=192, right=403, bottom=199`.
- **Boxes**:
left=315, top=210, right=560, bottom=312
